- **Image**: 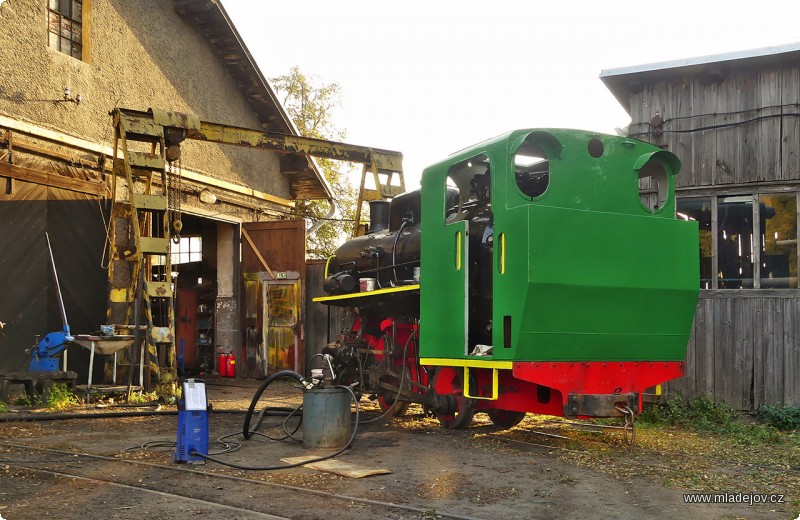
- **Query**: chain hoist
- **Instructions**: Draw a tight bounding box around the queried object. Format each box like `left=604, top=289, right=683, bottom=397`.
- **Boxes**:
left=167, top=158, right=183, bottom=244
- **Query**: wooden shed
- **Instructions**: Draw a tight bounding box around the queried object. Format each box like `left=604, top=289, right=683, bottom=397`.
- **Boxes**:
left=601, top=43, right=800, bottom=410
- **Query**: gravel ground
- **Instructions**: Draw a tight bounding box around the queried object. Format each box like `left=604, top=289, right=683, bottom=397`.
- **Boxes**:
left=0, top=379, right=795, bottom=520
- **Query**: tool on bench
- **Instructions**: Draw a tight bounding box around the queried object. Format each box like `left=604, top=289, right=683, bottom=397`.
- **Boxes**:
left=26, top=232, right=73, bottom=371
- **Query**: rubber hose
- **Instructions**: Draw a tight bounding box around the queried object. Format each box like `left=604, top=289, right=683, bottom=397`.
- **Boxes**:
left=0, top=409, right=249, bottom=423
left=0, top=410, right=178, bottom=422
left=242, top=370, right=305, bottom=439
left=192, top=384, right=360, bottom=471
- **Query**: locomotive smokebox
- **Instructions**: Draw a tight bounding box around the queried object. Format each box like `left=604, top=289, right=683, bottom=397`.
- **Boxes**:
left=302, top=387, right=352, bottom=449
left=369, top=200, right=390, bottom=233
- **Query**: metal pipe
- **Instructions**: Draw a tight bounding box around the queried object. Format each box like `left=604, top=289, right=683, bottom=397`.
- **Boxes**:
left=306, top=198, right=336, bottom=236
left=391, top=219, right=409, bottom=283
left=44, top=232, right=68, bottom=330
left=127, top=265, right=145, bottom=399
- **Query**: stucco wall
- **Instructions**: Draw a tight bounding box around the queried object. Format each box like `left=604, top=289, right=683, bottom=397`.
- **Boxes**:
left=0, top=0, right=288, bottom=201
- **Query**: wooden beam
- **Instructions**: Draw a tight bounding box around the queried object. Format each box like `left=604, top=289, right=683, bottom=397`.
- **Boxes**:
left=0, top=132, right=108, bottom=174
left=241, top=227, right=274, bottom=278
left=0, top=162, right=107, bottom=196
left=4, top=129, right=12, bottom=161
left=0, top=116, right=294, bottom=207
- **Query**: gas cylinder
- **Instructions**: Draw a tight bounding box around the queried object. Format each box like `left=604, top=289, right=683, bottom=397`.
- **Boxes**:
left=217, top=352, right=228, bottom=377
left=225, top=352, right=236, bottom=378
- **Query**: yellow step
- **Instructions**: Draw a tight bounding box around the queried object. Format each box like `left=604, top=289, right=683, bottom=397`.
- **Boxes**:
left=139, top=237, right=169, bottom=254
left=132, top=194, right=167, bottom=211
left=144, top=281, right=173, bottom=298
left=127, top=151, right=165, bottom=171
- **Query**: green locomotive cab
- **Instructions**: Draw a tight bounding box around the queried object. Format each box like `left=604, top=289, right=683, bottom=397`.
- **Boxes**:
left=419, top=130, right=699, bottom=419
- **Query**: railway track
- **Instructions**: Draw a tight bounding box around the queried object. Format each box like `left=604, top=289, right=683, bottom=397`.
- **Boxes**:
left=0, top=442, right=486, bottom=520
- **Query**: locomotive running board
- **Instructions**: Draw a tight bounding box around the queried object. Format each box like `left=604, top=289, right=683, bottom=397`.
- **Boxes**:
left=313, top=284, right=420, bottom=303
left=418, top=358, right=513, bottom=369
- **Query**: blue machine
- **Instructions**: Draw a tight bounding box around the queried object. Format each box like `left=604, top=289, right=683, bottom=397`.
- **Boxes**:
left=175, top=378, right=209, bottom=464
left=28, top=329, right=73, bottom=371
left=28, top=233, right=74, bottom=372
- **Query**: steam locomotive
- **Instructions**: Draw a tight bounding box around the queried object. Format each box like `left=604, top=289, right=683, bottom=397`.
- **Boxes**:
left=315, top=129, right=699, bottom=430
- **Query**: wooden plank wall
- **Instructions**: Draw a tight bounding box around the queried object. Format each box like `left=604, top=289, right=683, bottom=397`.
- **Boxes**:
left=628, top=61, right=800, bottom=410
left=665, top=295, right=800, bottom=409
left=304, top=261, right=354, bottom=374
left=628, top=63, right=800, bottom=187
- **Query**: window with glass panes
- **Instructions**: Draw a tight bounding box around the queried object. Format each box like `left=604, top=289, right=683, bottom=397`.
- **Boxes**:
left=677, top=192, right=798, bottom=289
left=48, top=0, right=83, bottom=60
left=171, top=236, right=202, bottom=265
left=150, top=236, right=202, bottom=267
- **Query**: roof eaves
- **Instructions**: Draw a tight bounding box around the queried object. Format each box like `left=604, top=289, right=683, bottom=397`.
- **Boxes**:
left=174, top=0, right=333, bottom=200
left=600, top=42, right=800, bottom=114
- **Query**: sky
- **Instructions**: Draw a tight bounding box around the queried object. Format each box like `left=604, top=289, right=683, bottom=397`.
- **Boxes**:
left=224, top=1, right=800, bottom=191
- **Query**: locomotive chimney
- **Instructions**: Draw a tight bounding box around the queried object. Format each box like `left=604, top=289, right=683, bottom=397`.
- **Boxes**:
left=369, top=200, right=390, bottom=233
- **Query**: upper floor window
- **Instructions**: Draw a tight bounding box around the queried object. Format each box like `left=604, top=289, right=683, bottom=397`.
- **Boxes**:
left=677, top=192, right=798, bottom=289
left=48, top=0, right=84, bottom=60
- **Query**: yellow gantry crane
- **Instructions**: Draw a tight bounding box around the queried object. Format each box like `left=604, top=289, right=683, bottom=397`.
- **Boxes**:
left=108, top=108, right=403, bottom=394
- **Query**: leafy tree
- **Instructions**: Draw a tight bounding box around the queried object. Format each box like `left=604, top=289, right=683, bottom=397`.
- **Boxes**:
left=271, top=67, right=358, bottom=258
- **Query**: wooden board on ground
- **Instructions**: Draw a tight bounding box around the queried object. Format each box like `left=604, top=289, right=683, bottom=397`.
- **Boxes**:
left=280, top=456, right=392, bottom=478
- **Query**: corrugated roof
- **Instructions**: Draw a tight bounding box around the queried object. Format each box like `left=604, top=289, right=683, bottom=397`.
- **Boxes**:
left=600, top=42, right=800, bottom=113
left=173, top=0, right=332, bottom=200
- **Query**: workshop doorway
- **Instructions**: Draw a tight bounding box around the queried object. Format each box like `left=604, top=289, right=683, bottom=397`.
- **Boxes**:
left=172, top=214, right=218, bottom=375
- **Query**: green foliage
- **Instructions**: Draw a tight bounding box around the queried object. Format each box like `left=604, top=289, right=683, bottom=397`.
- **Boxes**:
left=13, top=395, right=34, bottom=406
left=639, top=397, right=782, bottom=445
left=640, top=396, right=732, bottom=428
left=0, top=400, right=8, bottom=413
left=45, top=383, right=80, bottom=410
left=271, top=67, right=359, bottom=258
left=127, top=391, right=158, bottom=404
left=757, top=404, right=800, bottom=431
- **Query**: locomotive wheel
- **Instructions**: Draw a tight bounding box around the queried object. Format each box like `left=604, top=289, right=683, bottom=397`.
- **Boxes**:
left=376, top=370, right=410, bottom=417
left=487, top=409, right=526, bottom=429
left=430, top=366, right=474, bottom=429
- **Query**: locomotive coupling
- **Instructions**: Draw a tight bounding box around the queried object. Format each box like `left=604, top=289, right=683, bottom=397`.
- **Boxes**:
left=564, top=393, right=638, bottom=418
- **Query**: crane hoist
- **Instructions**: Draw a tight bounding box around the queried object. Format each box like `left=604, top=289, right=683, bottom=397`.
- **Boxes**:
left=107, top=108, right=403, bottom=396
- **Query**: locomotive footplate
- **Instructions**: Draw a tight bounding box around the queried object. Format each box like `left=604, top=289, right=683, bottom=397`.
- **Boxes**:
left=564, top=392, right=638, bottom=418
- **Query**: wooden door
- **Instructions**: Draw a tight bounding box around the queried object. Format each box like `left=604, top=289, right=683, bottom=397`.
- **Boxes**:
left=176, top=288, right=198, bottom=371
left=241, top=220, right=306, bottom=378
left=264, top=280, right=301, bottom=372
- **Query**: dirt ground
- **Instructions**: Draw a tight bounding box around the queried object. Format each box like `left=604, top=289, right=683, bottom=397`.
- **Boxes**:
left=0, top=380, right=796, bottom=520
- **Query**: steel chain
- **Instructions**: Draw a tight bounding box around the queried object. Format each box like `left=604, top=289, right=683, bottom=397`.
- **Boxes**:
left=615, top=404, right=636, bottom=445
left=168, top=158, right=182, bottom=244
